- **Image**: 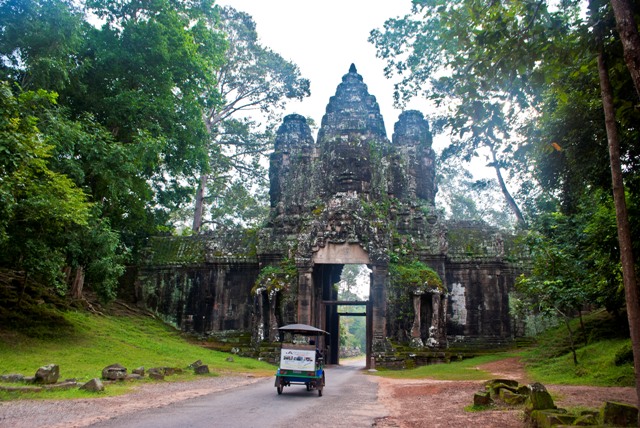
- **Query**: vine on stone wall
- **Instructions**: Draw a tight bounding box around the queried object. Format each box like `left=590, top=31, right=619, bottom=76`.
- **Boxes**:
left=252, top=258, right=298, bottom=295
left=387, top=258, right=445, bottom=341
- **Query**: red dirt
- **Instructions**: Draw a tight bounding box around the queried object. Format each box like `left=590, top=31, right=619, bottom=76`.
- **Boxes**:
left=373, top=357, right=637, bottom=428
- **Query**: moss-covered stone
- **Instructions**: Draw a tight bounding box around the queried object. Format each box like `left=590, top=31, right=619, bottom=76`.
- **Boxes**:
left=525, top=383, right=556, bottom=412
left=474, top=391, right=493, bottom=406
left=601, top=401, right=638, bottom=427
left=529, top=410, right=575, bottom=428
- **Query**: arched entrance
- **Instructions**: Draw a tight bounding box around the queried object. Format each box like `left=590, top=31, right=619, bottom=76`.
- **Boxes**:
left=298, top=243, right=384, bottom=368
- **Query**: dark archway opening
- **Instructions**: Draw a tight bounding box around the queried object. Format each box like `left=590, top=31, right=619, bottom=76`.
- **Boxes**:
left=313, top=263, right=371, bottom=366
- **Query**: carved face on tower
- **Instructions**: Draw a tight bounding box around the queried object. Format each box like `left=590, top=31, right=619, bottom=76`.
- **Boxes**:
left=317, top=64, right=387, bottom=196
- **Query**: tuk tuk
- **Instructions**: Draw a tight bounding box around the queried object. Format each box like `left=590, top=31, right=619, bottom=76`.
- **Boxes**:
left=274, top=323, right=328, bottom=396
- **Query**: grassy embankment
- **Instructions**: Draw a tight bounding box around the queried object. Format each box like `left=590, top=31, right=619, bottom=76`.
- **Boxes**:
left=373, top=309, right=635, bottom=387
left=0, top=309, right=274, bottom=400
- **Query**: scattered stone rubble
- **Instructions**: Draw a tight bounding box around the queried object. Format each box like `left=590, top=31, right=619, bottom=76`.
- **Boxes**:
left=0, top=359, right=215, bottom=394
left=475, top=378, right=639, bottom=427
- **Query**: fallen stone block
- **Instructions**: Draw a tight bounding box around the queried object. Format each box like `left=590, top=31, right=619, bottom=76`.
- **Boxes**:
left=148, top=368, right=165, bottom=380
left=601, top=401, right=638, bottom=427
left=525, top=383, right=556, bottom=412
left=132, top=366, right=145, bottom=376
left=1, top=374, right=25, bottom=383
left=102, top=364, right=127, bottom=381
left=194, top=364, right=210, bottom=375
left=485, top=378, right=520, bottom=397
left=188, top=360, right=203, bottom=369
left=499, top=388, right=527, bottom=405
left=80, top=378, right=104, bottom=392
left=43, top=381, right=78, bottom=390
left=473, top=391, right=493, bottom=406
left=34, top=364, right=59, bottom=385
left=529, top=409, right=575, bottom=428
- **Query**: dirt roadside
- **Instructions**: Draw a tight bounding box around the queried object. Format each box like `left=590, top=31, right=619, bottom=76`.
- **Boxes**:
left=372, top=357, right=637, bottom=428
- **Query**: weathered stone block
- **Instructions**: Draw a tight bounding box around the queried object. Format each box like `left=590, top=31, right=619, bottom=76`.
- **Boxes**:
left=485, top=378, right=519, bottom=397
left=601, top=401, right=638, bottom=427
left=194, top=364, right=210, bottom=375
left=34, top=364, right=59, bottom=384
left=525, top=383, right=555, bottom=412
left=473, top=391, right=493, bottom=406
left=188, top=360, right=203, bottom=369
left=499, top=388, right=527, bottom=405
left=132, top=366, right=145, bottom=376
left=101, top=364, right=127, bottom=381
left=148, top=368, right=165, bottom=380
left=529, top=410, right=575, bottom=428
left=1, top=374, right=24, bottom=383
left=80, top=378, right=104, bottom=392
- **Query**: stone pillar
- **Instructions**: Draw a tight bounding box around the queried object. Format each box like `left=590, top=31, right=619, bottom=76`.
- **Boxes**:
left=410, top=294, right=424, bottom=348
left=370, top=264, right=389, bottom=352
left=268, top=291, right=279, bottom=342
left=411, top=294, right=422, bottom=338
left=297, top=267, right=313, bottom=325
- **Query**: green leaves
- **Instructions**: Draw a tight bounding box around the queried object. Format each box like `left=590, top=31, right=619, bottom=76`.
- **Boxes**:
left=0, top=82, right=91, bottom=286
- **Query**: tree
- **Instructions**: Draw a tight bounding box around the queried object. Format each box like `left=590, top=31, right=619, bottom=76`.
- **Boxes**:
left=370, top=1, right=580, bottom=227
left=595, top=25, right=640, bottom=420
left=0, top=83, right=90, bottom=298
left=436, top=155, right=515, bottom=229
left=0, top=0, right=85, bottom=92
left=599, top=1, right=640, bottom=418
left=192, top=6, right=310, bottom=232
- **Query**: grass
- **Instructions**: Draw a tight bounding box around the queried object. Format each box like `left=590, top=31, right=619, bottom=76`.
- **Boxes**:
left=0, top=310, right=274, bottom=400
left=519, top=309, right=635, bottom=387
left=522, top=338, right=635, bottom=386
left=371, top=310, right=635, bottom=388
left=370, top=352, right=519, bottom=381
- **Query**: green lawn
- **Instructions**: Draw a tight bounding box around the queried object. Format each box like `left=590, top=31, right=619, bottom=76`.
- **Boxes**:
left=369, top=352, right=519, bottom=381
left=0, top=310, right=274, bottom=400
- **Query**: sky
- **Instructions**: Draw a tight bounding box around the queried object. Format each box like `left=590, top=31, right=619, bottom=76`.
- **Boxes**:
left=218, top=0, right=429, bottom=140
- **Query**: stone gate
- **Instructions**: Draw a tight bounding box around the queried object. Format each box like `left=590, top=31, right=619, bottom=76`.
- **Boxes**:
left=135, top=65, right=526, bottom=367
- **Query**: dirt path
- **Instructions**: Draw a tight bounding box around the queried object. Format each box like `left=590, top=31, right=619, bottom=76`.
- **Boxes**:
left=372, top=357, right=637, bottom=428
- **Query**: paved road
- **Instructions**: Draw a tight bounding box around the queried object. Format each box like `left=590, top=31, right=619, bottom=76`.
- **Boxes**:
left=90, top=359, right=386, bottom=428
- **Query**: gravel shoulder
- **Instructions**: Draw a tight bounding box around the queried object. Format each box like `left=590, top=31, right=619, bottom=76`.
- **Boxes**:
left=0, top=374, right=263, bottom=428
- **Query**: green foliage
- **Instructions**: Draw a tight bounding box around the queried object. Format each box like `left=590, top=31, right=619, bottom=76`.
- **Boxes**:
left=0, top=310, right=274, bottom=400
left=0, top=83, right=90, bottom=288
left=389, top=260, right=443, bottom=293
left=253, top=258, right=297, bottom=295
left=614, top=341, right=634, bottom=366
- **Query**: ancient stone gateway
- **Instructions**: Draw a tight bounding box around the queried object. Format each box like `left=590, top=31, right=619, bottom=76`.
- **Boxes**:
left=136, top=65, right=526, bottom=368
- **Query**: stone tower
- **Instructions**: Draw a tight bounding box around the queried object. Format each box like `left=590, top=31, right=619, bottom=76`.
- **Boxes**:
left=261, top=64, right=450, bottom=360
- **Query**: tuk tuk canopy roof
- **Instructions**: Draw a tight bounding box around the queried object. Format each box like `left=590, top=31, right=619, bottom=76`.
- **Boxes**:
left=278, top=323, right=329, bottom=335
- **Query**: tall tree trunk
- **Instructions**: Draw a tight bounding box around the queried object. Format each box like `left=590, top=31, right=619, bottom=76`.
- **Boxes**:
left=597, top=50, right=640, bottom=420
left=192, top=173, right=207, bottom=233
left=70, top=266, right=85, bottom=300
left=610, top=0, right=640, bottom=100
left=489, top=144, right=527, bottom=226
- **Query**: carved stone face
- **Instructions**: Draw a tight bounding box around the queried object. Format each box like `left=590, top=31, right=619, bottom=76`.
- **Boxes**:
left=330, top=139, right=372, bottom=193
